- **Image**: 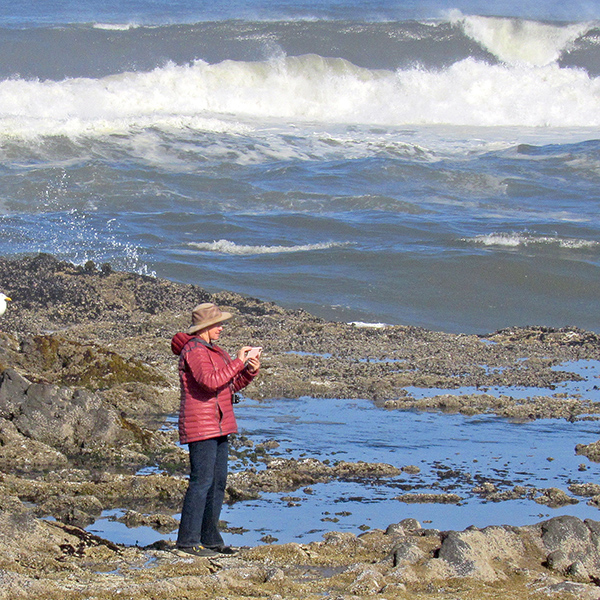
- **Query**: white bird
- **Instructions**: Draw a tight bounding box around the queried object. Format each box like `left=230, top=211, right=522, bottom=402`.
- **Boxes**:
left=0, top=293, right=11, bottom=316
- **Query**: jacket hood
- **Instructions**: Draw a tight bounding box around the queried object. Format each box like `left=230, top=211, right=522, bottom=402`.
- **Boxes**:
left=171, top=332, right=193, bottom=355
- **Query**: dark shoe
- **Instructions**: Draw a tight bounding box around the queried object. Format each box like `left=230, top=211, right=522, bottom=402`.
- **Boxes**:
left=210, top=545, right=238, bottom=556
left=177, top=545, right=219, bottom=558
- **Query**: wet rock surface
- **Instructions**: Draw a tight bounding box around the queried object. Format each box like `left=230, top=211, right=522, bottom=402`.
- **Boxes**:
left=0, top=253, right=599, bottom=599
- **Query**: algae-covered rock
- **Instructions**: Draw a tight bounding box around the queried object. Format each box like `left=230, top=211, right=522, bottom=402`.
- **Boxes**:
left=576, top=440, right=600, bottom=462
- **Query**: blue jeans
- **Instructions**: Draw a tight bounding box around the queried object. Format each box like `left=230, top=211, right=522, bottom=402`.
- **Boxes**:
left=176, top=435, right=228, bottom=549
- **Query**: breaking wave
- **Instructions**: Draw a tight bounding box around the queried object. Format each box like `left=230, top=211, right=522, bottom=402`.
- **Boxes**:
left=188, top=239, right=349, bottom=255
left=451, top=11, right=593, bottom=66
left=465, top=232, right=599, bottom=250
left=2, top=51, right=600, bottom=138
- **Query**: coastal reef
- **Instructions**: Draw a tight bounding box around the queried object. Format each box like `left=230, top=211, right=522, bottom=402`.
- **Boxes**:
left=1, top=253, right=600, bottom=599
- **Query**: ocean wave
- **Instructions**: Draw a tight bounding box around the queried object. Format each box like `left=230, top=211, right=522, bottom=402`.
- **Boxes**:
left=92, top=23, right=142, bottom=31
left=466, top=232, right=599, bottom=249
left=2, top=53, right=600, bottom=136
left=450, top=11, right=593, bottom=66
left=188, top=239, right=348, bottom=255
left=2, top=14, right=600, bottom=81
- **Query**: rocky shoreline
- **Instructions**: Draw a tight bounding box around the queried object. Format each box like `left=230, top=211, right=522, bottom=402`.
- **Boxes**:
left=1, top=253, right=600, bottom=599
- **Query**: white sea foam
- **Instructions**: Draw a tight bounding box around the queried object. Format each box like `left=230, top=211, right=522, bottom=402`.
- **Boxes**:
left=466, top=232, right=599, bottom=249
left=92, top=23, right=140, bottom=31
left=349, top=321, right=389, bottom=328
left=450, top=11, right=592, bottom=66
left=188, top=239, right=348, bottom=255
left=1, top=54, right=600, bottom=138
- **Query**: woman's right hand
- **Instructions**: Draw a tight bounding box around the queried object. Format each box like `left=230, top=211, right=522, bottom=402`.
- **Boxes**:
left=237, top=346, right=252, bottom=361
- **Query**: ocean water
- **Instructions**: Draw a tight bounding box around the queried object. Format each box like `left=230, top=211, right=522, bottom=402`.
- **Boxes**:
left=0, top=0, right=598, bottom=334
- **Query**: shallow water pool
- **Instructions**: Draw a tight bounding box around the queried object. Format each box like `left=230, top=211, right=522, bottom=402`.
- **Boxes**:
left=88, top=360, right=600, bottom=547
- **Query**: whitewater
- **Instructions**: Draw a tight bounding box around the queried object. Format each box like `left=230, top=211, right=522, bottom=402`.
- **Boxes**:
left=3, top=13, right=600, bottom=134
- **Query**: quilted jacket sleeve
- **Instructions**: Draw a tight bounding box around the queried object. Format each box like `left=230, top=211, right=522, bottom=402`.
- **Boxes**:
left=232, top=368, right=256, bottom=392
left=185, top=348, right=246, bottom=393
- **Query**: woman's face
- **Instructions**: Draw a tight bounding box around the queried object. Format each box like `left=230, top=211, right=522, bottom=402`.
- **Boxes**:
left=205, top=323, right=223, bottom=342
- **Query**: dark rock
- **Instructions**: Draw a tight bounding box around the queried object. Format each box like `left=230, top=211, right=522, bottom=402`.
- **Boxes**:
left=394, top=492, right=464, bottom=504
left=0, top=368, right=129, bottom=457
left=0, top=368, right=30, bottom=418
left=540, top=516, right=600, bottom=580
left=437, top=531, right=478, bottom=577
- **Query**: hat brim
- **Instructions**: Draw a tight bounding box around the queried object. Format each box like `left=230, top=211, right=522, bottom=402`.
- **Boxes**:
left=187, top=311, right=233, bottom=335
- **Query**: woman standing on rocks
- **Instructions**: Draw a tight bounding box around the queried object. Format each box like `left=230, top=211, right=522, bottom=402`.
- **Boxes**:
left=171, top=302, right=260, bottom=557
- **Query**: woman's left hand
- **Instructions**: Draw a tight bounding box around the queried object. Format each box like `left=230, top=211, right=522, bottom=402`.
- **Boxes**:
left=246, top=356, right=260, bottom=374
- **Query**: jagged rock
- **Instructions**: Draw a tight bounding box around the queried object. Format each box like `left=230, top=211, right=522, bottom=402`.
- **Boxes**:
left=390, top=540, right=426, bottom=566
left=116, top=510, right=178, bottom=533
left=576, top=440, right=600, bottom=462
left=437, top=531, right=480, bottom=577
left=0, top=368, right=128, bottom=457
left=0, top=368, right=30, bottom=417
left=540, top=516, right=600, bottom=581
left=473, top=483, right=532, bottom=502
left=37, top=494, right=104, bottom=528
left=570, top=483, right=600, bottom=497
left=434, top=525, right=528, bottom=581
left=346, top=565, right=386, bottom=594
left=0, top=420, right=68, bottom=468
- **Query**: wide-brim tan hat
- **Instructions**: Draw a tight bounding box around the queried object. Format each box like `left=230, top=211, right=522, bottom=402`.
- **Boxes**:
left=188, top=302, right=233, bottom=334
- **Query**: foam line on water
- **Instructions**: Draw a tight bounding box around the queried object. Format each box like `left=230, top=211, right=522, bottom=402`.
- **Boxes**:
left=188, top=239, right=349, bottom=255
left=465, top=232, right=599, bottom=250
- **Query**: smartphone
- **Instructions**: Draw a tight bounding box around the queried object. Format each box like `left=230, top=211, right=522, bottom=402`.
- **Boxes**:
left=246, top=347, right=262, bottom=360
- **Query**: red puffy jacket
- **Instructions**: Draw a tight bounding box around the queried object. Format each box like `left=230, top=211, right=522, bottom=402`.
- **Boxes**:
left=171, top=332, right=257, bottom=444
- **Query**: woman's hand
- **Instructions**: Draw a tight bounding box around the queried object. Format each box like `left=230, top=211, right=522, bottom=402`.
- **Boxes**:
left=246, top=356, right=260, bottom=374
left=237, top=346, right=252, bottom=361
left=237, top=346, right=260, bottom=373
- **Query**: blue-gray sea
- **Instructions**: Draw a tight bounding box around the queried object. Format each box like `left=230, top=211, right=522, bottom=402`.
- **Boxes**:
left=1, top=0, right=599, bottom=546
